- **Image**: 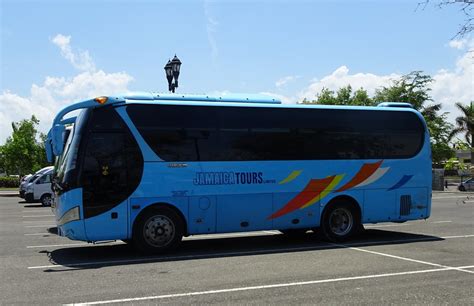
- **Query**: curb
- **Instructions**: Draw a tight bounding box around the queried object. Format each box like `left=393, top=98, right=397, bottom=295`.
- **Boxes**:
left=432, top=191, right=474, bottom=194
left=0, top=192, right=19, bottom=197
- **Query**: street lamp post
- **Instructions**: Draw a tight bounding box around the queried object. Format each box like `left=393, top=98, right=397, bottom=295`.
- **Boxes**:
left=164, top=55, right=182, bottom=93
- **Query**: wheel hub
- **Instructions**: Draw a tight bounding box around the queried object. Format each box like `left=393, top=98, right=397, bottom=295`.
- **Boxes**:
left=329, top=208, right=353, bottom=236
left=143, top=216, right=175, bottom=247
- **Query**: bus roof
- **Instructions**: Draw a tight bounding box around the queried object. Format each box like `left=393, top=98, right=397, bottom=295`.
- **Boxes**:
left=122, top=92, right=282, bottom=104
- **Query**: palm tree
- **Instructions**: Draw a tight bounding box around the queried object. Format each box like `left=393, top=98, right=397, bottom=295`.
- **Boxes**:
left=450, top=102, right=474, bottom=164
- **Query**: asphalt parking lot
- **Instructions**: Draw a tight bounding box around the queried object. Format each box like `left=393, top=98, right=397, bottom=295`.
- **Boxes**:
left=0, top=193, right=473, bottom=305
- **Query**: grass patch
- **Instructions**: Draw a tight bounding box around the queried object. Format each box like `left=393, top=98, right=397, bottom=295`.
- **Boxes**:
left=0, top=188, right=17, bottom=191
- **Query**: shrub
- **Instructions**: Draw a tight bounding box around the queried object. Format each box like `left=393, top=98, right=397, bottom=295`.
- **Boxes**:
left=0, top=177, right=19, bottom=188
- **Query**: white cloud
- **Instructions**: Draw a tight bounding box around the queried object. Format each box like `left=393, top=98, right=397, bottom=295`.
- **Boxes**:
left=295, top=42, right=472, bottom=125
left=275, top=75, right=300, bottom=88
left=51, top=34, right=96, bottom=72
left=432, top=49, right=473, bottom=123
left=299, top=66, right=400, bottom=102
left=260, top=92, right=293, bottom=104
left=0, top=35, right=133, bottom=143
left=448, top=39, right=467, bottom=50
left=0, top=70, right=133, bottom=143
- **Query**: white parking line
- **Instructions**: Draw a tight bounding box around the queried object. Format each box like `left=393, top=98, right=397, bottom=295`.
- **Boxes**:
left=185, top=231, right=279, bottom=240
left=24, top=233, right=51, bottom=236
left=365, top=224, right=408, bottom=228
left=70, top=265, right=474, bottom=305
left=23, top=209, right=51, bottom=212
left=365, top=220, right=452, bottom=228
left=23, top=220, right=56, bottom=223
left=26, top=243, right=89, bottom=248
left=439, top=234, right=474, bottom=239
left=23, top=215, right=55, bottom=218
left=432, top=196, right=468, bottom=200
left=337, top=243, right=474, bottom=274
left=27, top=234, right=474, bottom=270
left=25, top=225, right=56, bottom=228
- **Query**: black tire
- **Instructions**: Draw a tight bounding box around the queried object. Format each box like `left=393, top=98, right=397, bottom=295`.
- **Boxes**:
left=321, top=201, right=360, bottom=242
left=133, top=206, right=184, bottom=254
left=459, top=185, right=466, bottom=192
left=40, top=194, right=52, bottom=207
left=279, top=228, right=309, bottom=237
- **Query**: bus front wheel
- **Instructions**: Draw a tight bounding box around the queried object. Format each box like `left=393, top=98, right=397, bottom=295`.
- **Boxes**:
left=321, top=201, right=360, bottom=242
left=133, top=206, right=184, bottom=254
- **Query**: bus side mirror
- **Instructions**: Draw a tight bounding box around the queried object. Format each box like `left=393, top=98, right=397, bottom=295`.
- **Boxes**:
left=52, top=124, right=65, bottom=156
left=45, top=136, right=53, bottom=163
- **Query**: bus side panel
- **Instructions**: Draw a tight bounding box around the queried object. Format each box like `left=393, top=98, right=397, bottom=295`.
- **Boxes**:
left=272, top=192, right=319, bottom=230
left=216, top=193, right=273, bottom=233
left=84, top=200, right=128, bottom=241
left=363, top=189, right=397, bottom=223
left=129, top=197, right=189, bottom=237
left=188, top=196, right=217, bottom=234
left=396, top=187, right=429, bottom=221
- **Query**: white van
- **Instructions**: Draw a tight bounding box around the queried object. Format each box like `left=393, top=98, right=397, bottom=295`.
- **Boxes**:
left=24, top=169, right=54, bottom=206
left=19, top=166, right=53, bottom=198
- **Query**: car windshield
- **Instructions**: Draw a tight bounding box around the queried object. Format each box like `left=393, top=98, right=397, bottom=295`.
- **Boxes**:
left=28, top=174, right=39, bottom=183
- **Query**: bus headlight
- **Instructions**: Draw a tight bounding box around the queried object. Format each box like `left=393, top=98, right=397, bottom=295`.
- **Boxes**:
left=58, top=206, right=80, bottom=226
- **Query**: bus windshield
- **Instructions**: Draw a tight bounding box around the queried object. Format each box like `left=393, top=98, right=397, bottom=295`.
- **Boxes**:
left=55, top=109, right=89, bottom=192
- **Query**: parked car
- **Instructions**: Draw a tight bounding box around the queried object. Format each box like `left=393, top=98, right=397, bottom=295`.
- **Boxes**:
left=24, top=169, right=54, bottom=206
left=19, top=174, right=32, bottom=198
left=458, top=178, right=474, bottom=191
left=19, top=166, right=53, bottom=198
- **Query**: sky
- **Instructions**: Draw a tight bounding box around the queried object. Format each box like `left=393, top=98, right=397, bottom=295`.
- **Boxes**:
left=0, top=0, right=473, bottom=143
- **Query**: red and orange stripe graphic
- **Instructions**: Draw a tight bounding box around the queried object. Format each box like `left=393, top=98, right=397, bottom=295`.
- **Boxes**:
left=269, top=160, right=389, bottom=220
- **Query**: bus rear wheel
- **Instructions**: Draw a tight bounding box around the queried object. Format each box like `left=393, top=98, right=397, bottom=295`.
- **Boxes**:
left=133, top=207, right=184, bottom=254
left=321, top=201, right=360, bottom=242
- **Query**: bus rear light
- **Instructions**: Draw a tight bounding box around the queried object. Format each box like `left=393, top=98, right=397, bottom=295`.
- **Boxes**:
left=94, top=96, right=108, bottom=104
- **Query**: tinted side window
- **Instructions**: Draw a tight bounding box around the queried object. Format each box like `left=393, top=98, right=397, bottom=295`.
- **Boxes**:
left=80, top=107, right=143, bottom=219
left=127, top=105, right=424, bottom=161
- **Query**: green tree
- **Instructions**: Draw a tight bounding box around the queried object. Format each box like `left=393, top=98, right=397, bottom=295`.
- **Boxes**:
left=351, top=88, right=374, bottom=106
left=373, top=71, right=436, bottom=111
left=450, top=102, right=474, bottom=163
left=316, top=87, right=338, bottom=105
left=0, top=116, right=50, bottom=177
left=302, top=85, right=373, bottom=106
left=444, top=157, right=466, bottom=171
left=374, top=71, right=455, bottom=164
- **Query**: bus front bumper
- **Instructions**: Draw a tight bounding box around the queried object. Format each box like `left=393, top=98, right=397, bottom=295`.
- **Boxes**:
left=55, top=188, right=87, bottom=241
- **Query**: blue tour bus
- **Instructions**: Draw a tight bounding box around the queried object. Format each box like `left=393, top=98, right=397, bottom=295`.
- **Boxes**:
left=46, top=92, right=432, bottom=253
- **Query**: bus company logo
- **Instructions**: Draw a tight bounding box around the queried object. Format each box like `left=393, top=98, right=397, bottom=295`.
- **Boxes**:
left=193, top=172, right=274, bottom=185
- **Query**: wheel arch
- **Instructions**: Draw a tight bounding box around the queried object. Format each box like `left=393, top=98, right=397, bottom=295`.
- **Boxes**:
left=40, top=192, right=52, bottom=199
left=321, top=195, right=362, bottom=224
